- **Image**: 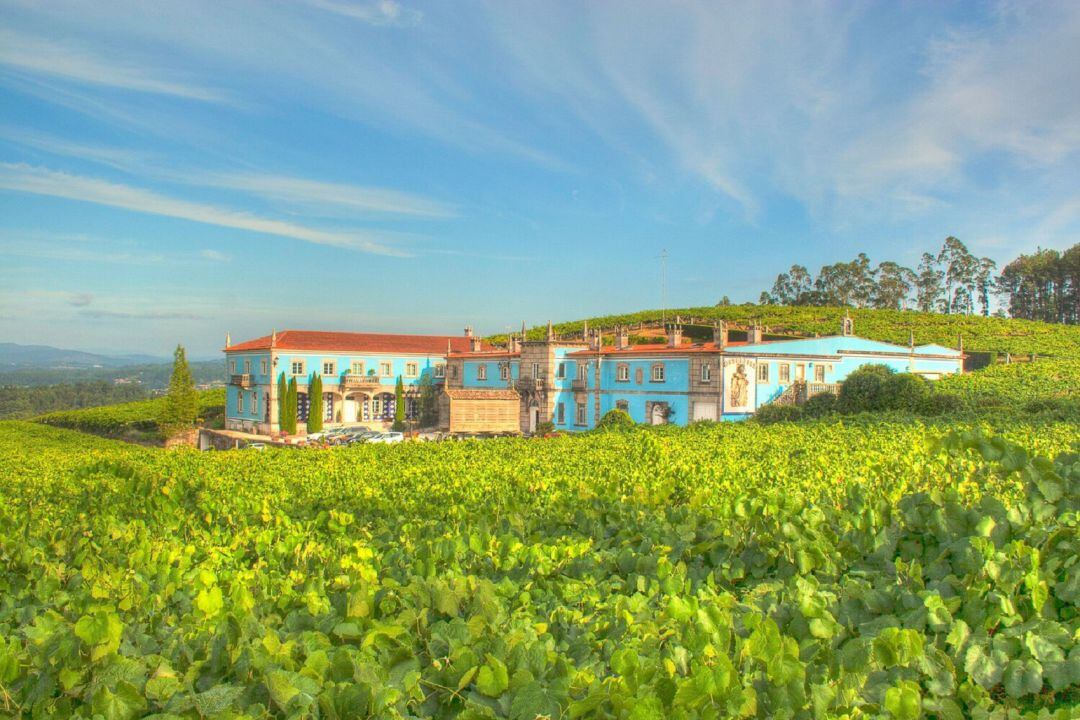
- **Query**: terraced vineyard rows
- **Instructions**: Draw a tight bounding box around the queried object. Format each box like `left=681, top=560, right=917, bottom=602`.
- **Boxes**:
left=0, top=417, right=1078, bottom=718
left=522, top=305, right=1080, bottom=357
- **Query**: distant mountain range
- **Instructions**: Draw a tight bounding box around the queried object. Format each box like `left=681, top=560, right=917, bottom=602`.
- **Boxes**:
left=0, top=342, right=168, bottom=369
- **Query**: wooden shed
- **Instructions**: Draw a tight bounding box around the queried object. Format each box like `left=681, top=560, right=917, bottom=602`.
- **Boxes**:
left=439, top=388, right=521, bottom=434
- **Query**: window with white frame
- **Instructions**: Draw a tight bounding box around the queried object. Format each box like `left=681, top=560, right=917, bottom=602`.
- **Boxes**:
left=616, top=363, right=630, bottom=382
left=351, top=360, right=364, bottom=375
left=249, top=390, right=257, bottom=414
left=757, top=363, right=769, bottom=383
left=260, top=358, right=268, bottom=375
left=322, top=360, right=336, bottom=375
left=532, top=362, right=541, bottom=379
left=290, top=360, right=305, bottom=376
left=701, top=363, right=712, bottom=382
left=779, top=364, right=790, bottom=383
left=575, top=402, right=587, bottom=425
left=434, top=364, right=445, bottom=378
left=230, top=360, right=237, bottom=373
left=477, top=364, right=487, bottom=380
left=815, top=364, right=826, bottom=382
left=405, top=362, right=418, bottom=377
left=380, top=361, right=392, bottom=377
left=450, top=365, right=458, bottom=379
left=556, top=403, right=565, bottom=424
left=651, top=363, right=665, bottom=382
left=500, top=364, right=510, bottom=381
left=556, top=362, right=566, bottom=379
left=615, top=399, right=629, bottom=412
left=577, top=363, right=587, bottom=380
left=243, top=358, right=251, bottom=373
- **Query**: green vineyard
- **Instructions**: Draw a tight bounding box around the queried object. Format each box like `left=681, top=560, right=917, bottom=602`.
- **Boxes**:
left=1, top=414, right=1078, bottom=718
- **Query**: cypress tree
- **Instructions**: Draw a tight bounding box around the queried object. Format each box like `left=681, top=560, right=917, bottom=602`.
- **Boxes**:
left=308, top=373, right=323, bottom=433
left=276, top=372, right=287, bottom=432
left=161, top=344, right=197, bottom=434
left=284, top=377, right=298, bottom=434
left=392, top=375, right=406, bottom=431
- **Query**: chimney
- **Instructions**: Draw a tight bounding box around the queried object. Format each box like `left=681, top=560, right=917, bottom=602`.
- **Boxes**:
left=588, top=328, right=602, bottom=351
left=469, top=335, right=482, bottom=352
left=464, top=325, right=473, bottom=338
left=748, top=323, right=763, bottom=344
left=713, top=321, right=728, bottom=348
left=667, top=324, right=682, bottom=347
left=615, top=326, right=629, bottom=350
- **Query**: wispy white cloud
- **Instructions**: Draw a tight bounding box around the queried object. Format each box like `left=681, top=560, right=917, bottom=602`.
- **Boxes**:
left=200, top=249, right=230, bottom=262
left=199, top=172, right=455, bottom=218
left=0, top=126, right=150, bottom=172
left=0, top=28, right=226, bottom=102
left=306, top=0, right=421, bottom=26
left=0, top=163, right=410, bottom=255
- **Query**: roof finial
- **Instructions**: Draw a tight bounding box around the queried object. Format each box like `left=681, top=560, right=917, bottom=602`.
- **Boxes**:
left=447, top=338, right=452, bottom=355
left=225, top=332, right=231, bottom=349
left=521, top=320, right=527, bottom=339
left=546, top=319, right=554, bottom=341
left=271, top=328, right=277, bottom=347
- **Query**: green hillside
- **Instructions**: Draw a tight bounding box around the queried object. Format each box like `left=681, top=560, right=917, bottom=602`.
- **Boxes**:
left=34, top=388, right=226, bottom=442
left=517, top=305, right=1080, bottom=357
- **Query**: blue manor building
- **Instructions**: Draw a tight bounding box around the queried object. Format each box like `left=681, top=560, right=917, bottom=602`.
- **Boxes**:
left=224, top=317, right=964, bottom=435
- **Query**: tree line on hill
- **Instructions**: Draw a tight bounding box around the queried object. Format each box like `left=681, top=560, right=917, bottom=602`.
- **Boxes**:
left=0, top=380, right=148, bottom=420
left=758, top=238, right=1079, bottom=324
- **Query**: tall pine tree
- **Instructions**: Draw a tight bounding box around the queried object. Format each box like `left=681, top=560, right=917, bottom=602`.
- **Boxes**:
left=161, top=344, right=197, bottom=434
left=307, top=373, right=323, bottom=433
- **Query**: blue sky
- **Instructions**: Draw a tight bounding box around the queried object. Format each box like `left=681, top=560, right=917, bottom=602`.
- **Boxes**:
left=1, top=0, right=1078, bottom=357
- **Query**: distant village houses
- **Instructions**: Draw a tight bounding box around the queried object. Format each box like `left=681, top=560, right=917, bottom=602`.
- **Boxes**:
left=223, top=317, right=964, bottom=436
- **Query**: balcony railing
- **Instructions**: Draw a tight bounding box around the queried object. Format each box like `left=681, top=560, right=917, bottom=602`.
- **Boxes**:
left=230, top=373, right=253, bottom=387
left=806, top=382, right=840, bottom=399
left=515, top=377, right=546, bottom=392
left=341, top=374, right=383, bottom=389
left=571, top=378, right=588, bottom=392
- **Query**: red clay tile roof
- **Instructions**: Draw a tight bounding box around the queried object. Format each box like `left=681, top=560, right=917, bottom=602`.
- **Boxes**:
left=226, top=330, right=492, bottom=355
left=568, top=341, right=748, bottom=356
left=444, top=388, right=520, bottom=400
left=447, top=350, right=521, bottom=359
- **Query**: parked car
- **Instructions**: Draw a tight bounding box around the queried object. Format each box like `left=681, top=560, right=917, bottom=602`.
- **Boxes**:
left=245, top=442, right=267, bottom=451
left=368, top=432, right=404, bottom=444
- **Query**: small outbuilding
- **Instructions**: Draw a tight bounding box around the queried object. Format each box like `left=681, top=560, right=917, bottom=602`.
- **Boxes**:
left=439, top=388, right=521, bottom=434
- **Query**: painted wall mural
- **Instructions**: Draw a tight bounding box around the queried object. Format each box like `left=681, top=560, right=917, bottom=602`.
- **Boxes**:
left=723, top=358, right=756, bottom=413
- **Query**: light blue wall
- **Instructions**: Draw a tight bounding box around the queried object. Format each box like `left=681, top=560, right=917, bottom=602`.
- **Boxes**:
left=463, top=359, right=519, bottom=387
left=557, top=354, right=691, bottom=430
left=227, top=385, right=264, bottom=421
left=274, top=352, right=445, bottom=389
left=224, top=350, right=446, bottom=420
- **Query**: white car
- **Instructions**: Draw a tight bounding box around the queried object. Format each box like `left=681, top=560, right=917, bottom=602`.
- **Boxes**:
left=368, top=432, right=404, bottom=444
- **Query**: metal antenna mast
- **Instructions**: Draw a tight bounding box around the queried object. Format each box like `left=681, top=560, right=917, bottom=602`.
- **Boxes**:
left=660, top=248, right=668, bottom=325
